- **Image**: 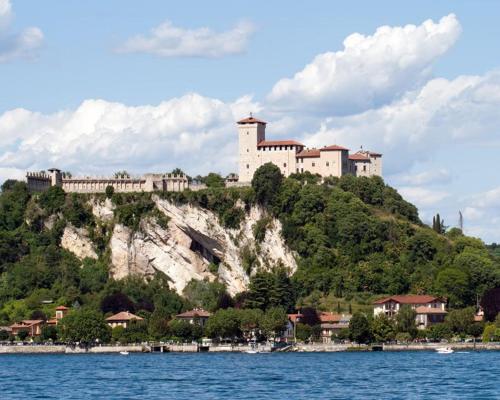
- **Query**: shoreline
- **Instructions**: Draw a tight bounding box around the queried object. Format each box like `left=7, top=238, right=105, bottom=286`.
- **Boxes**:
left=1, top=342, right=499, bottom=354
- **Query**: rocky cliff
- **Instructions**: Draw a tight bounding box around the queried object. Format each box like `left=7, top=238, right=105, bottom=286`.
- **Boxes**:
left=61, top=196, right=297, bottom=296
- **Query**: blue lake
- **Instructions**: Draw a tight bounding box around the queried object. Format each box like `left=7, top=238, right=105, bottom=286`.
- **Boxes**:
left=0, top=351, right=498, bottom=399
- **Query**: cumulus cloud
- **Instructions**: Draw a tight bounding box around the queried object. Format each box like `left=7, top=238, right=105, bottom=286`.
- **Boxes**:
left=0, top=94, right=259, bottom=177
left=0, top=0, right=43, bottom=63
left=461, top=187, right=500, bottom=241
left=398, top=186, right=449, bottom=207
left=393, top=169, right=451, bottom=186
left=299, top=71, right=500, bottom=175
left=116, top=20, right=255, bottom=58
left=268, top=14, right=461, bottom=115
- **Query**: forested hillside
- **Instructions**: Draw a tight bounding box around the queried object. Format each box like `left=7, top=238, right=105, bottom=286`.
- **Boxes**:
left=0, top=164, right=499, bottom=333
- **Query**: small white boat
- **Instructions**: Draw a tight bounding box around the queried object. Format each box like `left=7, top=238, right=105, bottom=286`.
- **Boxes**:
left=120, top=351, right=129, bottom=355
left=245, top=350, right=258, bottom=354
left=436, top=347, right=453, bottom=354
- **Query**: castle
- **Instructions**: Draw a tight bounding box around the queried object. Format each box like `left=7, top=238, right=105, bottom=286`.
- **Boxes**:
left=26, top=116, right=382, bottom=193
left=237, top=115, right=382, bottom=182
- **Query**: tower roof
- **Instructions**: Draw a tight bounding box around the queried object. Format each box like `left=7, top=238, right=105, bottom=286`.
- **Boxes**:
left=237, top=116, right=267, bottom=125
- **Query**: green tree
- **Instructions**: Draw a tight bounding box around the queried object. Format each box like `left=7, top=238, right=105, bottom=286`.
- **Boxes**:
left=59, top=309, right=111, bottom=346
left=182, top=279, right=232, bottom=312
left=435, top=268, right=470, bottom=308
left=204, top=308, right=241, bottom=340
left=371, top=313, right=396, bottom=342
left=41, top=325, right=58, bottom=341
left=348, top=312, right=372, bottom=344
left=295, top=323, right=312, bottom=342
left=239, top=308, right=263, bottom=339
left=395, top=305, right=417, bottom=339
left=203, top=173, right=225, bottom=188
left=251, top=163, right=283, bottom=208
left=261, top=307, right=288, bottom=341
left=428, top=323, right=452, bottom=341
left=445, top=307, right=475, bottom=335
left=17, top=330, right=29, bottom=341
left=0, top=329, right=9, bottom=341
left=105, top=185, right=114, bottom=199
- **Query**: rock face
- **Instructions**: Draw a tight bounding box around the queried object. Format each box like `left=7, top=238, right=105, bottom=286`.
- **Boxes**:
left=79, top=197, right=297, bottom=296
left=61, top=225, right=98, bottom=260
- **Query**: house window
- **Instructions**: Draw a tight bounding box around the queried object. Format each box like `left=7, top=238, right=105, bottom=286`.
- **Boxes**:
left=312, top=162, right=315, bottom=167
left=247, top=132, right=249, bottom=135
left=326, top=162, right=329, bottom=167
left=280, top=146, right=283, bottom=150
left=296, top=168, right=299, bottom=173
left=246, top=148, right=249, bottom=152
left=363, top=165, right=367, bottom=172
left=283, top=163, right=287, bottom=168
left=301, top=168, right=304, bottom=173
left=246, top=164, right=249, bottom=169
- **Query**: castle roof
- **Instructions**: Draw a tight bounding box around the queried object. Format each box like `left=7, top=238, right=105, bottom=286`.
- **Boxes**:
left=237, top=116, right=267, bottom=125
left=257, top=140, right=304, bottom=147
left=297, top=149, right=320, bottom=158
left=321, top=145, right=349, bottom=151
left=349, top=153, right=371, bottom=161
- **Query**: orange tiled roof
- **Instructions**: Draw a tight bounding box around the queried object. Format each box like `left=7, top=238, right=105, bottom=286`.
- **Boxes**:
left=318, top=312, right=343, bottom=323
left=415, top=306, right=447, bottom=314
left=55, top=306, right=69, bottom=311
left=374, top=295, right=443, bottom=305
left=106, top=311, right=143, bottom=322
left=321, top=145, right=349, bottom=151
left=288, top=313, right=303, bottom=323
left=257, top=140, right=304, bottom=147
left=297, top=149, right=320, bottom=158
left=176, top=309, right=212, bottom=318
left=349, top=153, right=370, bottom=161
left=237, top=116, right=267, bottom=125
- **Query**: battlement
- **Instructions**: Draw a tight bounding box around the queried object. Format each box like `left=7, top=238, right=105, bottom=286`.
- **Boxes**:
left=26, top=169, right=190, bottom=194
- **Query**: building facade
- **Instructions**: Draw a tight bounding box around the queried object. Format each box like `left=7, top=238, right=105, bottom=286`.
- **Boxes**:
left=373, top=295, right=447, bottom=329
left=237, top=115, right=382, bottom=182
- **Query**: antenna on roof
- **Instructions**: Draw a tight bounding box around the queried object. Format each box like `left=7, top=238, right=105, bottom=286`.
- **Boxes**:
left=360, top=145, right=363, bottom=150
left=250, top=111, right=253, bottom=118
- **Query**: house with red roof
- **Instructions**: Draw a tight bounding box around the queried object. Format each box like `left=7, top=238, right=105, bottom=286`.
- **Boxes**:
left=237, top=115, right=382, bottom=182
left=106, top=311, right=144, bottom=329
left=10, top=320, right=44, bottom=337
left=373, top=295, right=447, bottom=329
left=176, top=309, right=212, bottom=328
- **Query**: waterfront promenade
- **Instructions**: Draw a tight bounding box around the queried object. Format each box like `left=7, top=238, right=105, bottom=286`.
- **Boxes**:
left=1, top=342, right=499, bottom=354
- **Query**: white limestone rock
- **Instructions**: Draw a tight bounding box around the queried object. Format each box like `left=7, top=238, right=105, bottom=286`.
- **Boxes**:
left=61, top=224, right=98, bottom=260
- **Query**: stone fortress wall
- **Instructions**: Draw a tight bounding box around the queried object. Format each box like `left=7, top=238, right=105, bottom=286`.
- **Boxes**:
left=27, top=169, right=191, bottom=193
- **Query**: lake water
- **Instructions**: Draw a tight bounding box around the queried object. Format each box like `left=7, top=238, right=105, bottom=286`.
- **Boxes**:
left=0, top=351, right=498, bottom=399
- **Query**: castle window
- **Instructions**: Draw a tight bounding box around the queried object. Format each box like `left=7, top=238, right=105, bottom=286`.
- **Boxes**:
left=326, top=162, right=329, bottom=167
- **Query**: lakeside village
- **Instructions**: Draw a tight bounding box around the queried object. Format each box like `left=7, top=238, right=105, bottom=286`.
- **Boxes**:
left=0, top=294, right=495, bottom=353
left=1, top=116, right=500, bottom=353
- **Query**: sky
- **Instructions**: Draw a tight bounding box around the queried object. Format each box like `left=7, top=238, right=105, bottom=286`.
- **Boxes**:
left=1, top=0, right=500, bottom=243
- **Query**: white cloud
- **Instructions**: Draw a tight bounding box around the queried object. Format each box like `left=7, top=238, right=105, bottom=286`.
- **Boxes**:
left=0, top=94, right=259, bottom=177
left=0, top=0, right=43, bottom=63
left=392, top=169, right=451, bottom=186
left=116, top=20, right=255, bottom=58
left=268, top=14, right=461, bottom=116
left=462, top=207, right=484, bottom=221
left=0, top=0, right=12, bottom=30
left=299, top=71, right=500, bottom=175
left=398, top=186, right=449, bottom=207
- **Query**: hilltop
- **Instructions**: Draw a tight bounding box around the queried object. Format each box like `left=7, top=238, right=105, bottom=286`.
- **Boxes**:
left=0, top=164, right=499, bottom=327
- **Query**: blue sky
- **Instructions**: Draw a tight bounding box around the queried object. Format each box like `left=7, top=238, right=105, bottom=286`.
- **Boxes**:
left=1, top=0, right=500, bottom=242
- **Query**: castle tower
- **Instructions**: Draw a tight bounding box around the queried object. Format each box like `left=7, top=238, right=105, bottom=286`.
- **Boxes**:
left=237, top=115, right=266, bottom=182
left=47, top=168, right=62, bottom=187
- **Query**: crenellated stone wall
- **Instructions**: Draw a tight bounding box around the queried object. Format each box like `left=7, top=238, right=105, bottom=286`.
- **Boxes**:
left=26, top=168, right=190, bottom=193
